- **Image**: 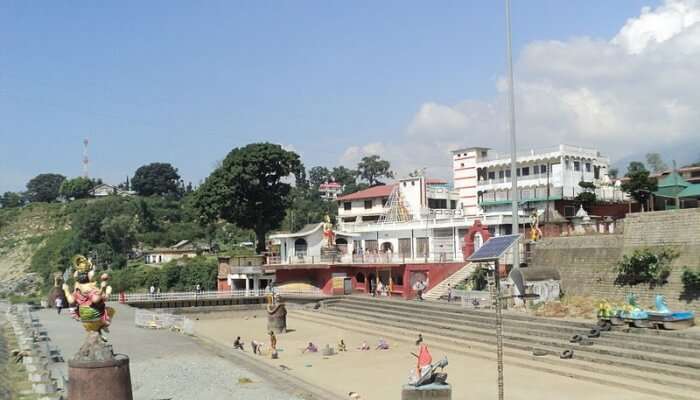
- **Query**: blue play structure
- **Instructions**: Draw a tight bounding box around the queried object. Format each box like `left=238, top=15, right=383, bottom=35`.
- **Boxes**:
left=598, top=294, right=695, bottom=330
left=646, top=295, right=696, bottom=330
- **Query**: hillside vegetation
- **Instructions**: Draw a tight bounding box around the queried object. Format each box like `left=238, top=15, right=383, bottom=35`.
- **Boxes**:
left=0, top=196, right=252, bottom=297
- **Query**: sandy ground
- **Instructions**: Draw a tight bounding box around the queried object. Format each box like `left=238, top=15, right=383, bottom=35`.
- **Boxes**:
left=194, top=308, right=664, bottom=400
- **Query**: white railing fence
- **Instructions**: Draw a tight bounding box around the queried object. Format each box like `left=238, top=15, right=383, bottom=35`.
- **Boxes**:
left=114, top=287, right=324, bottom=303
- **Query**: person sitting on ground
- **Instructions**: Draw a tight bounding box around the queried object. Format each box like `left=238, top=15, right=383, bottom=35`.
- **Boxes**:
left=338, top=339, right=347, bottom=352
left=303, top=342, right=318, bottom=353
left=233, top=336, right=244, bottom=350
left=358, top=341, right=370, bottom=351
left=415, top=333, right=423, bottom=346
left=376, top=338, right=389, bottom=350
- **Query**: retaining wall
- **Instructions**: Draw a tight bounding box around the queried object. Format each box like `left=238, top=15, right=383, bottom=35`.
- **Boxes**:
left=530, top=208, right=700, bottom=312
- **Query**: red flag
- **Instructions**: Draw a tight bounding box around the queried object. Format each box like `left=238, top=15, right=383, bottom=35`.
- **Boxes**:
left=417, top=344, right=432, bottom=373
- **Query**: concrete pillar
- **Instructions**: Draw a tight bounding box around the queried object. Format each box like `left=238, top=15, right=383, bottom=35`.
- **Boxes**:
left=244, top=276, right=250, bottom=295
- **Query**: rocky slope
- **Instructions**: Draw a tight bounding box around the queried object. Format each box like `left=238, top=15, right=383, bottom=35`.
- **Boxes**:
left=0, top=204, right=71, bottom=297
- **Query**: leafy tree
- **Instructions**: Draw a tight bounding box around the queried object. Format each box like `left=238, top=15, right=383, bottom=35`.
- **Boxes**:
left=308, top=166, right=332, bottom=187
left=0, top=191, right=23, bottom=208
left=357, top=155, right=394, bottom=186
left=608, top=168, right=619, bottom=180
left=621, top=162, right=657, bottom=209
left=194, top=143, right=302, bottom=253
left=26, top=173, right=66, bottom=203
left=575, top=181, right=597, bottom=209
left=59, top=177, right=95, bottom=199
left=283, top=186, right=338, bottom=232
left=645, top=153, right=668, bottom=173
left=331, top=166, right=358, bottom=187
left=131, top=162, right=181, bottom=196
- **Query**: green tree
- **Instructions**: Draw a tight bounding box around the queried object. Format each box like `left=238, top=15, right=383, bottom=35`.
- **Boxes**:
left=621, top=162, right=657, bottom=209
left=131, top=162, right=181, bottom=196
left=308, top=166, right=332, bottom=187
left=0, top=192, right=23, bottom=208
left=608, top=168, right=619, bottom=180
left=331, top=166, right=358, bottom=187
left=357, top=155, right=394, bottom=186
left=645, top=153, right=668, bottom=173
left=575, top=181, right=597, bottom=210
left=59, top=177, right=95, bottom=199
left=194, top=143, right=302, bottom=253
left=26, top=173, right=66, bottom=203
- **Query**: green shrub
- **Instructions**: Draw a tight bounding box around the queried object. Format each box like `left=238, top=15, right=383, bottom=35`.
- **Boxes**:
left=615, top=248, right=678, bottom=287
left=470, top=265, right=489, bottom=291
left=681, top=268, right=700, bottom=300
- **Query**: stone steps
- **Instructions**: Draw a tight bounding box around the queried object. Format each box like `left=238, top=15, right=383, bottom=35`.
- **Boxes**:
left=293, top=309, right=699, bottom=400
left=323, top=304, right=700, bottom=378
left=328, top=299, right=700, bottom=358
left=333, top=296, right=700, bottom=348
left=423, top=263, right=474, bottom=300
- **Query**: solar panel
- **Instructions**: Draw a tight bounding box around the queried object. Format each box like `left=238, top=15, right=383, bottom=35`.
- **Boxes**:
left=468, top=234, right=521, bottom=262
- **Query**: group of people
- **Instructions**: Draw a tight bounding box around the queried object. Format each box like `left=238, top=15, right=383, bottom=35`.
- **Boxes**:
left=303, top=338, right=390, bottom=353
left=233, top=331, right=277, bottom=356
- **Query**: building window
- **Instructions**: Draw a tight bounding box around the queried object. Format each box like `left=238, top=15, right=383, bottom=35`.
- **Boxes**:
left=381, top=198, right=388, bottom=207
left=428, top=198, right=448, bottom=209
left=516, top=168, right=521, bottom=177
left=416, top=238, right=429, bottom=258
left=403, top=182, right=407, bottom=187
left=505, top=170, right=511, bottom=178
left=398, top=238, right=411, bottom=258
left=294, top=238, right=308, bottom=256
left=574, top=161, right=580, bottom=171
left=450, top=200, right=457, bottom=209
left=533, top=165, right=539, bottom=174
left=344, top=202, right=351, bottom=211
left=365, top=239, right=378, bottom=252
left=362, top=215, right=379, bottom=223
left=498, top=170, right=504, bottom=179
left=364, top=200, right=372, bottom=209
left=460, top=163, right=464, bottom=167
left=594, top=166, right=600, bottom=179
left=541, top=164, right=547, bottom=174
left=481, top=150, right=488, bottom=157
left=488, top=171, right=496, bottom=180
left=522, top=167, right=530, bottom=176
left=585, top=163, right=591, bottom=172
left=411, top=181, right=415, bottom=186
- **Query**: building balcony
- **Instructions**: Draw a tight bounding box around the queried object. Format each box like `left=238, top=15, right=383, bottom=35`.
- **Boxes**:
left=265, top=251, right=461, bottom=266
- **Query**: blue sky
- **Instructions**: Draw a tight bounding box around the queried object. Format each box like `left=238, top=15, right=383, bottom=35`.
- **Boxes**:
left=0, top=1, right=668, bottom=192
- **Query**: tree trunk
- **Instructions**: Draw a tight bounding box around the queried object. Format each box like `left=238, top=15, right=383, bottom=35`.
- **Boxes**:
left=255, top=230, right=266, bottom=255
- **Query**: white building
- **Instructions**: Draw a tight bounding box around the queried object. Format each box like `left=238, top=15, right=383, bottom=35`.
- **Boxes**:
left=319, top=182, right=343, bottom=200
left=91, top=183, right=135, bottom=197
left=268, top=144, right=625, bottom=266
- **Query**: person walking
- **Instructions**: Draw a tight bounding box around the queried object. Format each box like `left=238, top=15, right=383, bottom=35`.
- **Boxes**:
left=54, top=297, right=64, bottom=315
left=447, top=284, right=453, bottom=303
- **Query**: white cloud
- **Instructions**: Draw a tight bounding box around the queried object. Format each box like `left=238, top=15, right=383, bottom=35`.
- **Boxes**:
left=339, top=0, right=700, bottom=179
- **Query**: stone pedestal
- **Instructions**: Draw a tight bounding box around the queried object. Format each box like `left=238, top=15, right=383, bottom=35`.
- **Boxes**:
left=401, top=384, right=452, bottom=400
left=67, top=332, right=133, bottom=400
left=68, top=355, right=132, bottom=400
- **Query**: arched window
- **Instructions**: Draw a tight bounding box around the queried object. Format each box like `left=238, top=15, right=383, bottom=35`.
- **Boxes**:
left=294, top=238, right=307, bottom=256
left=355, top=272, right=365, bottom=283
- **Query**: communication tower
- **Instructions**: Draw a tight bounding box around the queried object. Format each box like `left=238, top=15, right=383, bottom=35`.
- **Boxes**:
left=82, top=138, right=89, bottom=178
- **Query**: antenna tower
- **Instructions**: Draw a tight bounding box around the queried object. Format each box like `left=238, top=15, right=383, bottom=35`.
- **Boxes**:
left=82, top=138, right=89, bottom=178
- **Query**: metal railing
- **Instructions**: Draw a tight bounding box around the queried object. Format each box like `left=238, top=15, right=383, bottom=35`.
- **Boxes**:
left=266, top=252, right=463, bottom=265
left=115, top=287, right=324, bottom=303
left=453, top=289, right=490, bottom=308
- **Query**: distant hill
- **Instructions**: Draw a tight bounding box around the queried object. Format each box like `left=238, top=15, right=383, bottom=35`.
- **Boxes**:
left=0, top=203, right=72, bottom=297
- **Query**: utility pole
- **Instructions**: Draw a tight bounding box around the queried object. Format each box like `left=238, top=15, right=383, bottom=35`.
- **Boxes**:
left=506, top=0, right=520, bottom=263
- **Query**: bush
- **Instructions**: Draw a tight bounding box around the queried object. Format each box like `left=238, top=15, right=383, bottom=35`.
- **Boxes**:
left=615, top=248, right=678, bottom=287
left=470, top=266, right=489, bottom=291
left=681, top=268, right=700, bottom=300
left=108, top=256, right=218, bottom=293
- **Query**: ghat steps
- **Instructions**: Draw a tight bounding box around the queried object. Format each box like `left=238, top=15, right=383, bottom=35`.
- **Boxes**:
left=293, top=296, right=700, bottom=400
left=423, top=263, right=475, bottom=301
